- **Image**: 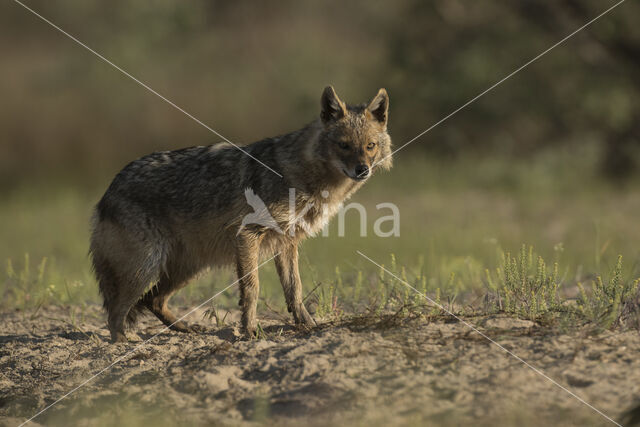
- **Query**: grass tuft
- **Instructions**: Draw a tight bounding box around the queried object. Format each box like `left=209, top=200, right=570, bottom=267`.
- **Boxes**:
left=577, top=255, right=640, bottom=330
left=488, top=245, right=561, bottom=321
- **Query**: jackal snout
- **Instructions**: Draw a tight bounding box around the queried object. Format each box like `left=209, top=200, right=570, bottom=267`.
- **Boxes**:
left=354, top=164, right=370, bottom=180
left=338, top=162, right=370, bottom=181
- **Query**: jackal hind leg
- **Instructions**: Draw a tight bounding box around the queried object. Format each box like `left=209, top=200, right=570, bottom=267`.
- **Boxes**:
left=107, top=300, right=132, bottom=343
left=107, top=280, right=149, bottom=343
left=139, top=273, right=203, bottom=333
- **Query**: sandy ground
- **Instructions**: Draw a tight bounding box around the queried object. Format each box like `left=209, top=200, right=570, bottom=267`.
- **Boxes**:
left=1, top=305, right=640, bottom=426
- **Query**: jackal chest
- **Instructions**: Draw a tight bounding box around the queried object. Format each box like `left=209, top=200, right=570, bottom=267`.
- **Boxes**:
left=277, top=194, right=343, bottom=238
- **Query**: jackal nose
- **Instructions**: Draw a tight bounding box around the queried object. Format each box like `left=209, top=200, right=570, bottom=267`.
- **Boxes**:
left=355, top=164, right=370, bottom=180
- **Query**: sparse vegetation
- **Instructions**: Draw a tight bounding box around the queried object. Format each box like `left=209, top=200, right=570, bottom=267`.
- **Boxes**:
left=487, top=245, right=561, bottom=321
left=577, top=255, right=640, bottom=330
left=3, top=237, right=640, bottom=334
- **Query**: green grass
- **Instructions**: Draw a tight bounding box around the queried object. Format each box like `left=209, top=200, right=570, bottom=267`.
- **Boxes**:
left=577, top=255, right=640, bottom=330
left=2, top=150, right=640, bottom=330
left=487, top=245, right=562, bottom=321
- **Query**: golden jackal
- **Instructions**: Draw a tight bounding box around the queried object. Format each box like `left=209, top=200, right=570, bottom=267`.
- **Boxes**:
left=90, top=86, right=392, bottom=342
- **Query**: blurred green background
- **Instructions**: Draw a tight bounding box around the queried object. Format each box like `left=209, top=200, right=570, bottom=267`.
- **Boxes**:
left=1, top=0, right=639, bottom=309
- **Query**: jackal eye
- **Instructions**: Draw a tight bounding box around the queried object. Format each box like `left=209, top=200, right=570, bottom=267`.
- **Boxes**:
left=366, top=142, right=376, bottom=150
left=338, top=141, right=350, bottom=150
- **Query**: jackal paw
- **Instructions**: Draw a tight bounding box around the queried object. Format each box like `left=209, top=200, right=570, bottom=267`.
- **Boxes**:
left=241, top=318, right=258, bottom=338
left=188, top=323, right=207, bottom=333
left=110, top=331, right=128, bottom=344
left=242, top=326, right=258, bottom=339
left=169, top=321, right=205, bottom=333
left=294, top=305, right=317, bottom=329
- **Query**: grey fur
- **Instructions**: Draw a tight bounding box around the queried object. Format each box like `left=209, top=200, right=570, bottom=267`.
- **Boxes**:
left=89, top=86, right=392, bottom=342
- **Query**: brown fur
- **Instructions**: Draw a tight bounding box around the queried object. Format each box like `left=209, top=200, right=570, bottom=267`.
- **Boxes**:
left=89, top=86, right=392, bottom=342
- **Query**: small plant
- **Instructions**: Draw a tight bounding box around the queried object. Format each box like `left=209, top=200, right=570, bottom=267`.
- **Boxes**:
left=373, top=254, right=412, bottom=312
left=203, top=305, right=229, bottom=327
left=490, top=245, right=561, bottom=320
left=3, top=253, right=89, bottom=309
left=4, top=254, right=50, bottom=307
left=427, top=286, right=442, bottom=316
left=255, top=322, right=266, bottom=340
left=353, top=270, right=363, bottom=302
left=577, top=255, right=639, bottom=329
left=375, top=262, right=387, bottom=314
left=316, top=267, right=341, bottom=318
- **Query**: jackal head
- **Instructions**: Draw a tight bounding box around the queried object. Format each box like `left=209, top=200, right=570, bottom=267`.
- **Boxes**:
left=320, top=86, right=392, bottom=181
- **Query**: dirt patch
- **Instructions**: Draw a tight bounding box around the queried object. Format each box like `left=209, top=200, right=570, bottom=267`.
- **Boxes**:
left=1, top=306, right=639, bottom=426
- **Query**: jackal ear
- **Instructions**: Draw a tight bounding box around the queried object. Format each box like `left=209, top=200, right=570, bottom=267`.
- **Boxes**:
left=366, top=88, right=389, bottom=126
left=321, top=86, right=346, bottom=124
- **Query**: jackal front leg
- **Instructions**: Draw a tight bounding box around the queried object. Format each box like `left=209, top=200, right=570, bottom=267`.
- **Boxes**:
left=275, top=242, right=316, bottom=329
left=236, top=233, right=261, bottom=337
